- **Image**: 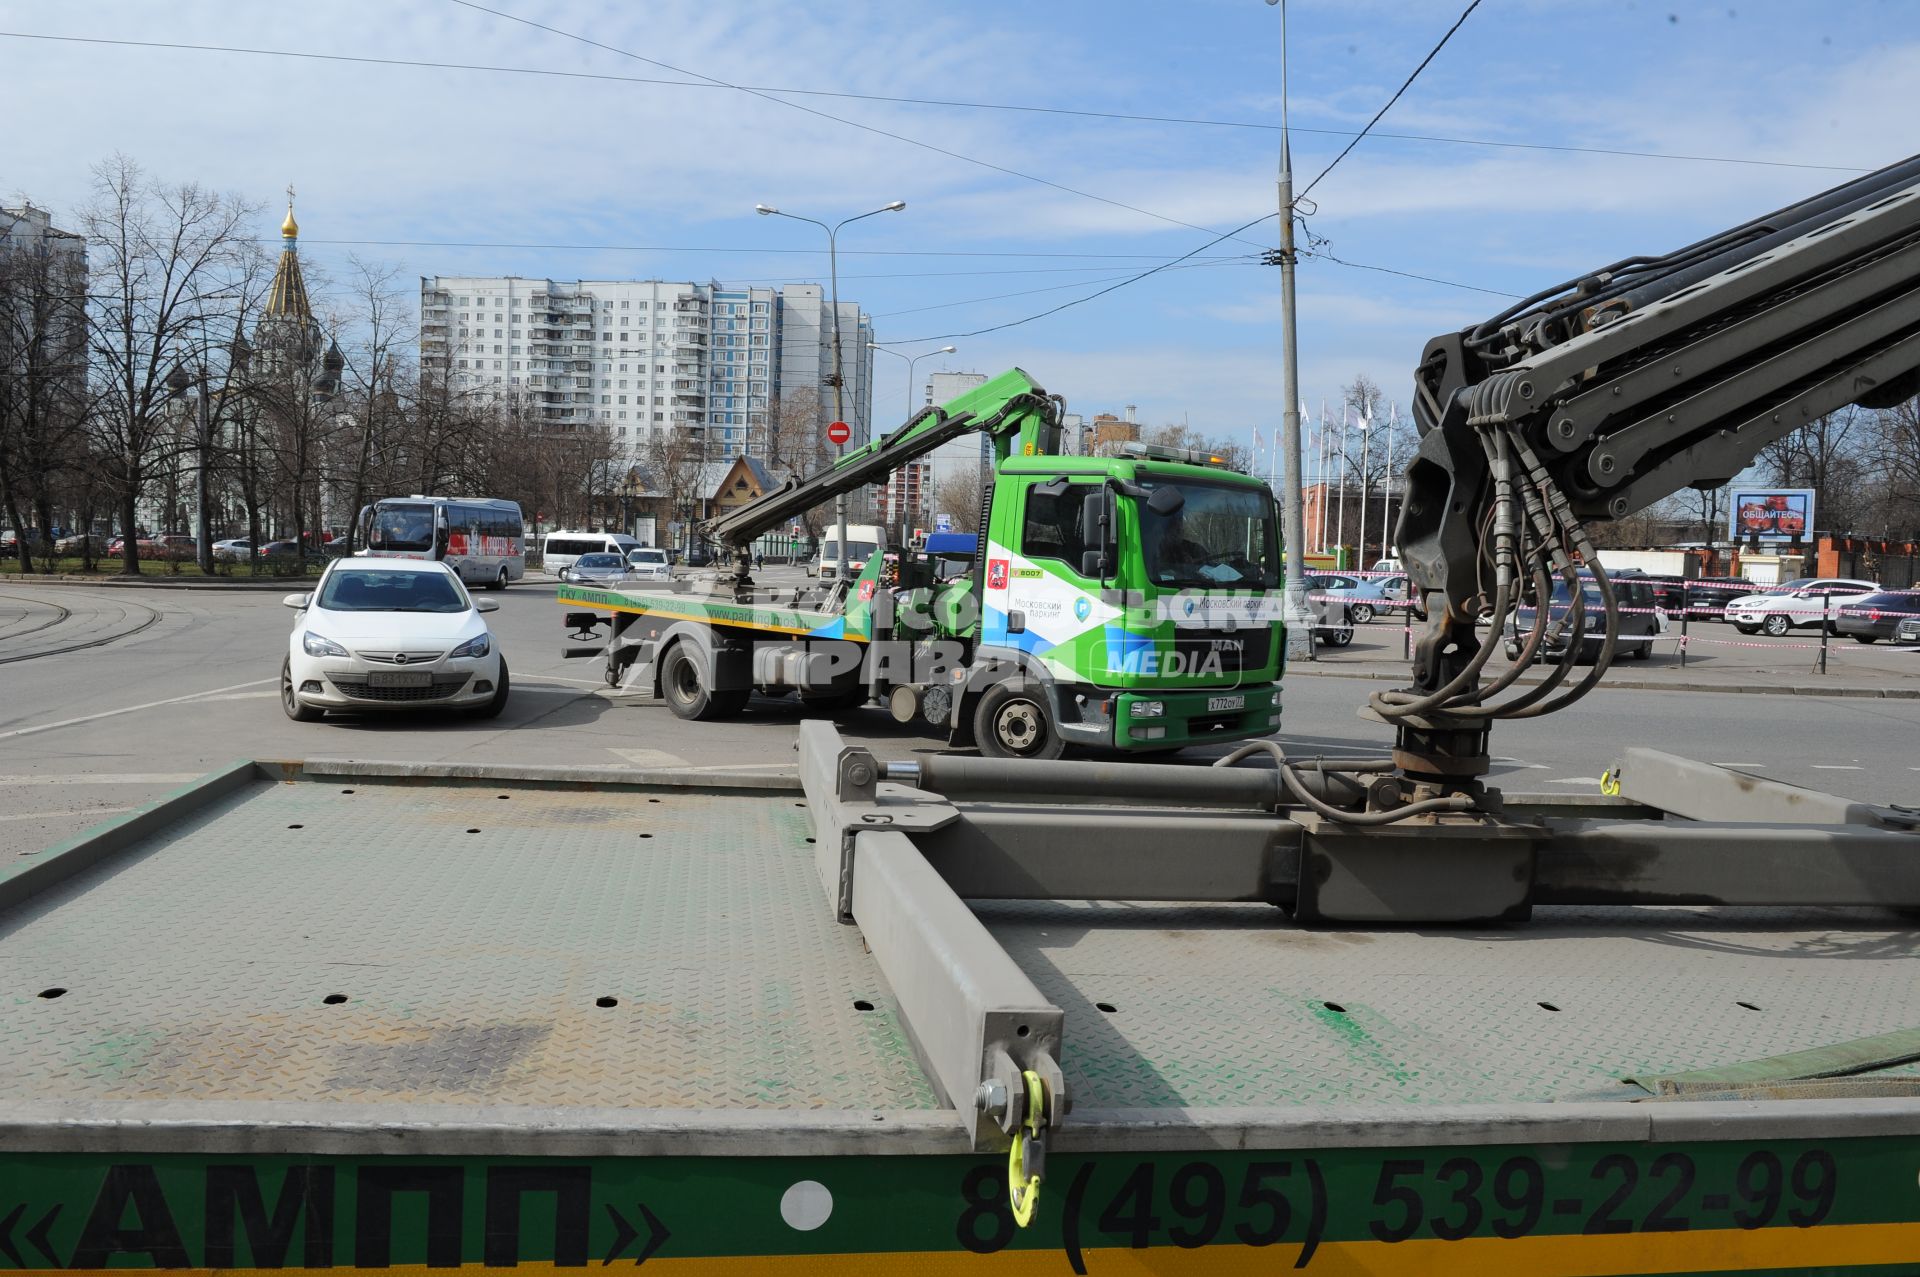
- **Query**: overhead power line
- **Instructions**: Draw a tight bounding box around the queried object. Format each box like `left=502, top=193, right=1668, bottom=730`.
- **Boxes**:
left=1299, top=0, right=1483, bottom=203
left=287, top=236, right=1244, bottom=261
left=0, top=31, right=1872, bottom=175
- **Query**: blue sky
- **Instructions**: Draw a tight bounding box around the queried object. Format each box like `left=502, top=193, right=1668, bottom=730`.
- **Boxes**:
left=4, top=0, right=1915, bottom=457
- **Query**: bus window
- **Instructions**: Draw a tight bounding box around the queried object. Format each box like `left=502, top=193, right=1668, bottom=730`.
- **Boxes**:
left=371, top=502, right=435, bottom=552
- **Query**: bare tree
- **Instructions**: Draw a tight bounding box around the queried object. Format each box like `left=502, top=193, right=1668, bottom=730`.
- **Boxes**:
left=934, top=468, right=983, bottom=533
left=1756, top=407, right=1869, bottom=535
left=644, top=426, right=709, bottom=549
left=0, top=204, right=89, bottom=572
left=81, top=157, right=256, bottom=573
left=1141, top=423, right=1252, bottom=472
left=332, top=256, right=413, bottom=550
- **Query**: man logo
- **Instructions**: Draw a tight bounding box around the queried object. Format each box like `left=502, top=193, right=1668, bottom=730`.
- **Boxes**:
left=1073, top=597, right=1092, bottom=621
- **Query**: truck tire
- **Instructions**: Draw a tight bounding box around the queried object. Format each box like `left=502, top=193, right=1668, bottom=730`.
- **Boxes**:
left=660, top=642, right=747, bottom=721
left=1762, top=613, right=1792, bottom=638
left=281, top=658, right=323, bottom=722
left=974, top=679, right=1065, bottom=760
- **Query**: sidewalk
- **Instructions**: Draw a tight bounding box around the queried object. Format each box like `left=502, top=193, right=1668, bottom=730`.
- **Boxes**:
left=1295, top=622, right=1920, bottom=699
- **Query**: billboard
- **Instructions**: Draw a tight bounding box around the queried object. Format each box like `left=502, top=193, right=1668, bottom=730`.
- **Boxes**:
left=1728, top=487, right=1814, bottom=542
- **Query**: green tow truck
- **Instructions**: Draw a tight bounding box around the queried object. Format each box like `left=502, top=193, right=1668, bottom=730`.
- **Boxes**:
left=558, top=368, right=1285, bottom=758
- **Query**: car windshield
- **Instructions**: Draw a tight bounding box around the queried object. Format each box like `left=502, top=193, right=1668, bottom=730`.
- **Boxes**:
left=1138, top=480, right=1280, bottom=589
left=368, top=502, right=436, bottom=552
left=1767, top=578, right=1817, bottom=592
left=577, top=554, right=623, bottom=568
left=628, top=550, right=665, bottom=564
left=317, top=569, right=468, bottom=613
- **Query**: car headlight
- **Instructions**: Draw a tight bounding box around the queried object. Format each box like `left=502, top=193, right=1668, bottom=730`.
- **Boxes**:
left=449, top=633, right=492, bottom=660
left=302, top=631, right=348, bottom=658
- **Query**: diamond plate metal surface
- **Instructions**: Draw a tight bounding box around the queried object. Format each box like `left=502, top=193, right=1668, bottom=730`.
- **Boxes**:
left=0, top=779, right=939, bottom=1110
left=977, top=900, right=1920, bottom=1109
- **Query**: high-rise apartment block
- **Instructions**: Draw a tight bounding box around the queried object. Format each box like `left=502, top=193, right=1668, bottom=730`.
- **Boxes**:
left=418, top=277, right=872, bottom=460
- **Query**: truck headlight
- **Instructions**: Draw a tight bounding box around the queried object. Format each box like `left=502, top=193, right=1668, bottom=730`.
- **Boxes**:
left=450, top=633, right=492, bottom=659
left=302, top=632, right=348, bottom=658
left=1129, top=700, right=1164, bottom=718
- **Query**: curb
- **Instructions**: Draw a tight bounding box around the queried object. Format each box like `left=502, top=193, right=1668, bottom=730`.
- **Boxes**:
left=1287, top=663, right=1920, bottom=700
left=0, top=574, right=321, bottom=592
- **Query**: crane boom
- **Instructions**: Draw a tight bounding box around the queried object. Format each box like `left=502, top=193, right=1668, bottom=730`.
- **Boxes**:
left=702, top=367, right=1061, bottom=551
left=1377, top=150, right=1920, bottom=787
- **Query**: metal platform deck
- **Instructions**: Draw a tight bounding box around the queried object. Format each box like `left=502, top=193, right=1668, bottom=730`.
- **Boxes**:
left=3, top=758, right=1915, bottom=1122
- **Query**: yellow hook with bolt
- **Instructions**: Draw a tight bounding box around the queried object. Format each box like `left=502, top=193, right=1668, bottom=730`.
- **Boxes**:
left=1008, top=1070, right=1048, bottom=1227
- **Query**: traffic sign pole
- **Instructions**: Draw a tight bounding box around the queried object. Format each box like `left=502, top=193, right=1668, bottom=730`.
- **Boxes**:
left=827, top=421, right=852, bottom=582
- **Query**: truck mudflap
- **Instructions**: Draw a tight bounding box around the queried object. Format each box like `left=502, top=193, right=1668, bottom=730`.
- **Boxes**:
left=0, top=1136, right=1914, bottom=1272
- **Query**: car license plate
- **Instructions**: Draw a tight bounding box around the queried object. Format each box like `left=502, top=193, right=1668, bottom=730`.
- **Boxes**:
left=368, top=670, right=433, bottom=688
left=1207, top=694, right=1244, bottom=712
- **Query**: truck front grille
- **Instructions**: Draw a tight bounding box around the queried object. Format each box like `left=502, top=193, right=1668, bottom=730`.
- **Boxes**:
left=1173, top=628, right=1270, bottom=671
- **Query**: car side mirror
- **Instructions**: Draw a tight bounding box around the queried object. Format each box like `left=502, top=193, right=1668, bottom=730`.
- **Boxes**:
left=281, top=592, right=310, bottom=610
left=475, top=598, right=500, bottom=613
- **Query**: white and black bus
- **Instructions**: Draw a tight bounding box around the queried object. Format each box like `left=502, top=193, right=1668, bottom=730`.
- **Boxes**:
left=356, top=496, right=526, bottom=589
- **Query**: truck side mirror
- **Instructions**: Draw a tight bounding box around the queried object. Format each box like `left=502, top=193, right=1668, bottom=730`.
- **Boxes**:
left=1146, top=486, right=1184, bottom=517
left=1080, top=490, right=1114, bottom=579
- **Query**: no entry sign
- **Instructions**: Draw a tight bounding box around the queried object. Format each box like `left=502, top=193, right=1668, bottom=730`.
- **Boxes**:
left=827, top=420, right=851, bottom=446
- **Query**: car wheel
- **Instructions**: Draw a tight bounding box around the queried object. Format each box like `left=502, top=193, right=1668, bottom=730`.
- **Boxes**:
left=1350, top=603, right=1374, bottom=625
left=281, top=658, right=323, bottom=722
left=659, top=642, right=747, bottom=721
left=1762, top=613, right=1792, bottom=638
left=474, top=659, right=510, bottom=718
left=487, top=566, right=508, bottom=591
left=1853, top=634, right=1878, bottom=644
left=974, top=679, right=1065, bottom=760
left=1633, top=637, right=1652, bottom=660
left=1323, top=626, right=1354, bottom=648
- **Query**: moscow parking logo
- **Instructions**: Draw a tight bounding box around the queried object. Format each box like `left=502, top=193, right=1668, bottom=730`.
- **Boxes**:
left=1074, top=597, right=1092, bottom=621
left=987, top=559, right=1009, bottom=590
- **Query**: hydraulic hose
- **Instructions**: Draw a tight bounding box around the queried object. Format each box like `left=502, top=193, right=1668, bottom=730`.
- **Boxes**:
left=1213, top=741, right=1476, bottom=826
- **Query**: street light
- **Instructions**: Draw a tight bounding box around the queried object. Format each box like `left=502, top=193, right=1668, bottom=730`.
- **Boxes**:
left=870, top=342, right=956, bottom=542
left=753, top=199, right=906, bottom=582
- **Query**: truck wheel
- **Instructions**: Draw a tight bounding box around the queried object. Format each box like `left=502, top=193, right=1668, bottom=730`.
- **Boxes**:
left=281, top=659, right=323, bottom=722
left=1350, top=603, right=1374, bottom=625
left=660, top=643, right=746, bottom=721
left=1762, top=613, right=1792, bottom=638
left=974, top=680, right=1064, bottom=760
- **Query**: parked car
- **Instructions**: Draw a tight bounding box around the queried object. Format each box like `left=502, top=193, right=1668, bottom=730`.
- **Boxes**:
left=1505, top=573, right=1662, bottom=662
left=1312, top=595, right=1354, bottom=647
left=212, top=537, right=253, bottom=562
left=624, top=546, right=672, bottom=582
left=1834, top=591, right=1920, bottom=643
left=281, top=558, right=507, bottom=721
left=559, top=552, right=631, bottom=586
left=1306, top=572, right=1396, bottom=625
left=1376, top=573, right=1428, bottom=623
left=1682, top=575, right=1756, bottom=621
left=1898, top=615, right=1920, bottom=645
left=154, top=534, right=197, bottom=559
left=107, top=536, right=176, bottom=559
left=1724, top=578, right=1879, bottom=636
left=54, top=533, right=110, bottom=555
left=256, top=540, right=305, bottom=563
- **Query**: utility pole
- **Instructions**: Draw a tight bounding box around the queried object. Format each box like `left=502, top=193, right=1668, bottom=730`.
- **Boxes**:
left=1269, top=0, right=1313, bottom=659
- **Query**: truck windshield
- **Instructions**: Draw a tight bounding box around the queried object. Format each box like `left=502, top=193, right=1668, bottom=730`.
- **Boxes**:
left=369, top=502, right=436, bottom=552
left=1138, top=480, right=1280, bottom=589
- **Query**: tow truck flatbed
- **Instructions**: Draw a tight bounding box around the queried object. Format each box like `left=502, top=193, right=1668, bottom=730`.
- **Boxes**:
left=4, top=741, right=1918, bottom=1273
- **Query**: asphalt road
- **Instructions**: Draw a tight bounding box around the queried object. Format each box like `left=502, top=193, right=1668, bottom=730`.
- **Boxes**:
left=1, top=577, right=1916, bottom=857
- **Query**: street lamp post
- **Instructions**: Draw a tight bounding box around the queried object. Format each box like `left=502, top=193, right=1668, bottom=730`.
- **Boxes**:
left=755, top=200, right=905, bottom=582
left=869, top=341, right=955, bottom=540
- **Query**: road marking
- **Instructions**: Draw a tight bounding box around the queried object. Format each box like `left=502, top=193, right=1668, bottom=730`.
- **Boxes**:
left=535, top=673, right=610, bottom=686
left=611, top=747, right=690, bottom=768
left=1713, top=762, right=1761, bottom=767
left=1811, top=764, right=1864, bottom=770
left=1548, top=777, right=1602, bottom=785
left=0, top=773, right=200, bottom=785
left=0, top=677, right=276, bottom=742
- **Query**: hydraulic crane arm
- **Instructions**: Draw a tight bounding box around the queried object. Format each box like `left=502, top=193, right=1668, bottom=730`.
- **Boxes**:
left=702, top=367, right=1062, bottom=550
left=1381, top=151, right=1920, bottom=781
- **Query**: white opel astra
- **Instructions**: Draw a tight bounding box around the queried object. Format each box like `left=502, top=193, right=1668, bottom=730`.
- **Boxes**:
left=282, top=558, right=508, bottom=721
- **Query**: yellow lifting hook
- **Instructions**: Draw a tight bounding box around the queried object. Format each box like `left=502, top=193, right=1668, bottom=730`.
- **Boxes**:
left=1008, top=1070, right=1048, bottom=1227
